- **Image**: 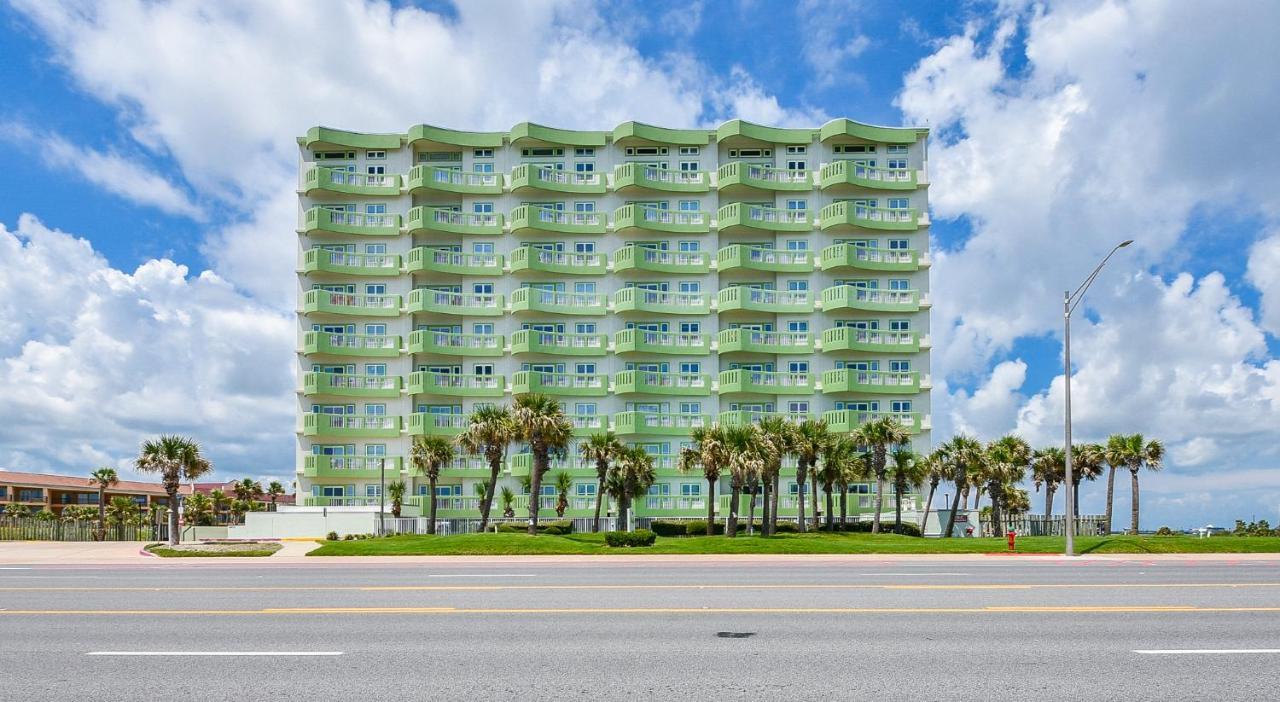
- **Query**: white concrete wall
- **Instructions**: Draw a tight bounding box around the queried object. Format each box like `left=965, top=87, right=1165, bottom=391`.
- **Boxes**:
left=228, top=511, right=378, bottom=539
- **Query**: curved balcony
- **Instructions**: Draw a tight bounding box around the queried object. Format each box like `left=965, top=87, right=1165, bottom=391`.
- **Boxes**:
left=716, top=203, right=811, bottom=234
left=406, top=248, right=503, bottom=276
left=613, top=204, right=710, bottom=235
left=717, top=286, right=813, bottom=314
left=304, top=127, right=401, bottom=151
left=613, top=329, right=710, bottom=355
left=408, top=413, right=468, bottom=437
left=302, top=372, right=401, bottom=398
left=303, top=289, right=400, bottom=317
left=406, top=289, right=503, bottom=316
left=823, top=410, right=922, bottom=434
left=509, top=288, right=607, bottom=316
left=716, top=244, right=813, bottom=273
left=508, top=247, right=606, bottom=276
left=408, top=330, right=503, bottom=357
left=510, top=163, right=605, bottom=195
left=302, top=208, right=401, bottom=237
left=508, top=454, right=595, bottom=479
left=818, top=201, right=920, bottom=232
left=408, top=372, right=504, bottom=397
left=510, top=205, right=606, bottom=235
left=303, top=249, right=400, bottom=276
left=406, top=165, right=501, bottom=195
left=820, top=243, right=919, bottom=272
left=716, top=329, right=813, bottom=355
left=612, top=288, right=711, bottom=315
left=820, top=286, right=921, bottom=313
left=819, top=118, right=927, bottom=144
left=405, top=206, right=503, bottom=236
left=303, top=455, right=403, bottom=480
left=718, top=370, right=813, bottom=395
left=302, top=413, right=401, bottom=439
left=819, top=160, right=916, bottom=191
left=613, top=412, right=709, bottom=436
left=718, top=410, right=813, bottom=427
left=716, top=119, right=815, bottom=145
left=821, top=327, right=920, bottom=354
left=511, top=371, right=607, bottom=397
left=612, top=246, right=710, bottom=274
left=611, top=121, right=711, bottom=147
left=407, top=124, right=504, bottom=150
left=716, top=162, right=812, bottom=194
left=821, top=369, right=920, bottom=394
left=510, top=330, right=607, bottom=356
left=303, top=332, right=400, bottom=358
left=613, top=371, right=711, bottom=396
left=302, top=166, right=400, bottom=196
left=613, top=163, right=709, bottom=193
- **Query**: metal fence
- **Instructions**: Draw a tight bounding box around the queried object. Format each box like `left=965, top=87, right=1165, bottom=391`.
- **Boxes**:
left=0, top=517, right=168, bottom=542
left=980, top=514, right=1108, bottom=537
left=373, top=516, right=618, bottom=536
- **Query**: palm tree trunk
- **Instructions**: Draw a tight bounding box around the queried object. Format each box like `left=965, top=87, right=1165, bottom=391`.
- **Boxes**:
left=726, top=485, right=740, bottom=537
left=872, top=471, right=886, bottom=534
left=760, top=475, right=771, bottom=536
left=943, top=488, right=963, bottom=538
left=1045, top=484, right=1054, bottom=519
left=920, top=481, right=936, bottom=533
left=795, top=462, right=808, bottom=533
left=705, top=477, right=716, bottom=536
left=618, top=495, right=629, bottom=532
left=1073, top=479, right=1082, bottom=521
left=96, top=488, right=107, bottom=541
left=839, top=486, right=848, bottom=528
left=825, top=483, right=834, bottom=531
left=479, top=457, right=501, bottom=530
left=894, top=478, right=904, bottom=534
left=990, top=483, right=1004, bottom=537
left=1130, top=469, right=1140, bottom=535
left=810, top=476, right=820, bottom=532
left=427, top=476, right=438, bottom=535
left=527, top=452, right=548, bottom=536
left=747, top=484, right=757, bottom=536
left=1104, top=465, right=1117, bottom=535
left=771, top=472, right=781, bottom=534
left=166, top=488, right=179, bottom=545
left=593, top=468, right=606, bottom=533
left=961, top=485, right=971, bottom=510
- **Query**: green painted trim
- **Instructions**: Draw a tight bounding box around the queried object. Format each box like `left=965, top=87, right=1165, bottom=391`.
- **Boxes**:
left=406, top=165, right=503, bottom=195
left=613, top=204, right=710, bottom=234
left=818, top=201, right=919, bottom=232
left=406, top=289, right=504, bottom=316
left=613, top=287, right=711, bottom=315
left=407, top=412, right=468, bottom=437
left=302, top=331, right=401, bottom=357
left=302, top=166, right=401, bottom=196
left=406, top=206, right=503, bottom=235
left=718, top=369, right=814, bottom=395
left=611, top=122, right=711, bottom=145
left=716, top=162, right=813, bottom=193
left=508, top=246, right=607, bottom=275
left=302, top=208, right=402, bottom=237
left=303, top=372, right=401, bottom=398
left=303, top=455, right=403, bottom=480
left=819, top=243, right=919, bottom=272
left=303, top=127, right=402, bottom=150
left=818, top=118, right=927, bottom=144
left=510, top=205, right=608, bottom=235
left=302, top=249, right=401, bottom=276
left=613, top=411, right=710, bottom=436
left=820, top=285, right=920, bottom=313
left=303, top=289, right=401, bottom=317
left=716, top=328, right=813, bottom=355
left=717, top=286, right=814, bottom=314
left=613, top=371, right=712, bottom=396
left=716, top=244, right=814, bottom=272
left=509, top=122, right=607, bottom=147
left=718, top=410, right=813, bottom=427
left=821, top=369, right=920, bottom=395
left=613, top=245, right=710, bottom=274
left=302, top=413, right=402, bottom=439
left=613, top=163, right=710, bottom=193
left=509, top=287, right=607, bottom=316
left=510, top=163, right=607, bottom=195
left=509, top=330, right=607, bottom=356
left=511, top=371, right=608, bottom=396
left=407, top=330, right=504, bottom=357
left=716, top=202, right=812, bottom=233
left=819, top=327, right=919, bottom=354
left=407, top=124, right=504, bottom=148
left=823, top=410, right=922, bottom=434
left=406, top=247, right=504, bottom=276
left=715, top=119, right=816, bottom=144
left=407, top=371, right=505, bottom=397
left=819, top=160, right=917, bottom=191
left=613, top=329, right=709, bottom=355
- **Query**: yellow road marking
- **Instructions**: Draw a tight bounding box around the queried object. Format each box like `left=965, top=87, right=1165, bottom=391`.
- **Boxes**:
left=1, top=582, right=1278, bottom=593
left=3, top=606, right=1280, bottom=616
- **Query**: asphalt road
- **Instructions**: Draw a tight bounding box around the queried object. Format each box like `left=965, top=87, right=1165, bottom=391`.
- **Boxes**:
left=2, top=558, right=1279, bottom=701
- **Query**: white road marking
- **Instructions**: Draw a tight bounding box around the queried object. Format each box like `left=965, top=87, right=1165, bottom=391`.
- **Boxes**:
left=1134, top=649, right=1280, bottom=655
left=426, top=574, right=536, bottom=578
left=856, top=572, right=970, bottom=577
left=0, top=567, right=32, bottom=570
left=86, top=651, right=343, bottom=657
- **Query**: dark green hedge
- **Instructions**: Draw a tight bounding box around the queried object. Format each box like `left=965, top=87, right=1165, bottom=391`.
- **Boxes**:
left=604, top=529, right=656, bottom=547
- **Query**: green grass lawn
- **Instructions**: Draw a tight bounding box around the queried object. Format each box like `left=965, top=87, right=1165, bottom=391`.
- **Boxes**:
left=145, top=542, right=283, bottom=557
left=306, top=531, right=1280, bottom=557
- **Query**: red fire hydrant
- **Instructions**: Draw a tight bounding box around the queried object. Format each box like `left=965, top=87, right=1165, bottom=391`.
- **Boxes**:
left=1007, top=530, right=1017, bottom=551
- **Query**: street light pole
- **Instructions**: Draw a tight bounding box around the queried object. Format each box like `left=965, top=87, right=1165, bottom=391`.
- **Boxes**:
left=379, top=459, right=386, bottom=537
left=1062, top=239, right=1132, bottom=557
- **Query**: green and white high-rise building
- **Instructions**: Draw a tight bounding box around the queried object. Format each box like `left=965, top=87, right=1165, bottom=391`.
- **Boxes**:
left=296, top=119, right=931, bottom=521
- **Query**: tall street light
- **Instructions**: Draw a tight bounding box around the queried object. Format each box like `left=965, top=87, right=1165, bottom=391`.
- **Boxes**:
left=1062, top=239, right=1132, bottom=556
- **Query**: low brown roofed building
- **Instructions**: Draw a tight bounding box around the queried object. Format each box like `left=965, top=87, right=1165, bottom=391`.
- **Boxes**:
left=0, top=469, right=190, bottom=514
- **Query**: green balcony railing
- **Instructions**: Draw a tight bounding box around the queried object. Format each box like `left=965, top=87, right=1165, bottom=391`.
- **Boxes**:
left=613, top=412, right=709, bottom=436
left=613, top=371, right=711, bottom=396
left=302, top=413, right=401, bottom=439
left=511, top=371, right=607, bottom=396
left=717, top=410, right=813, bottom=427
left=822, top=410, right=922, bottom=434
left=303, top=289, right=401, bottom=316
left=406, top=247, right=503, bottom=275
left=715, top=203, right=811, bottom=233
left=820, top=327, right=920, bottom=354
left=302, top=331, right=401, bottom=357
left=406, top=165, right=501, bottom=195
left=818, top=201, right=919, bottom=231
left=612, top=246, right=710, bottom=274
left=716, top=162, right=812, bottom=192
left=820, top=285, right=921, bottom=313
left=613, top=162, right=710, bottom=193
left=408, top=372, right=505, bottom=397
left=612, top=204, right=710, bottom=234
left=303, top=249, right=401, bottom=276
left=718, top=370, right=813, bottom=395
left=821, top=369, right=920, bottom=395
left=819, top=160, right=916, bottom=191
left=716, top=329, right=813, bottom=354
left=613, top=329, right=710, bottom=355
left=406, top=288, right=503, bottom=316
left=302, top=372, right=401, bottom=398
left=612, top=287, right=711, bottom=315
left=407, top=412, right=469, bottom=436
left=820, top=243, right=919, bottom=272
left=407, top=330, right=503, bottom=356
left=510, top=163, right=606, bottom=194
left=509, top=287, right=607, bottom=315
left=509, top=330, right=607, bottom=356
left=509, top=205, right=607, bottom=235
left=405, top=206, right=503, bottom=235
left=508, top=454, right=594, bottom=478
left=717, top=286, right=813, bottom=314
left=303, top=455, right=403, bottom=480
left=508, top=246, right=606, bottom=275
left=302, top=207, right=402, bottom=237
left=716, top=244, right=813, bottom=272
left=302, top=165, right=400, bottom=196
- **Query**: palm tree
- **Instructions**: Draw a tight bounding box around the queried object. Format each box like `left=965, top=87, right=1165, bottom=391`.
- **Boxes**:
left=1070, top=442, right=1106, bottom=523
left=228, top=499, right=250, bottom=526
left=818, top=436, right=854, bottom=531
left=889, top=447, right=927, bottom=534
left=836, top=451, right=868, bottom=527
left=134, top=435, right=213, bottom=545
left=386, top=480, right=406, bottom=519
left=88, top=467, right=118, bottom=540
left=105, top=496, right=139, bottom=539
left=232, top=479, right=263, bottom=518
left=852, top=417, right=911, bottom=534
left=209, top=489, right=229, bottom=524
left=1031, top=447, right=1066, bottom=518
left=1102, top=434, right=1128, bottom=534
left=266, top=481, right=285, bottom=511
left=918, top=448, right=948, bottom=534
left=756, top=416, right=794, bottom=536
left=411, top=435, right=454, bottom=534
left=580, top=431, right=624, bottom=532
left=942, top=435, right=984, bottom=538
left=722, top=425, right=763, bottom=537
left=678, top=424, right=730, bottom=536
left=791, top=419, right=831, bottom=533
left=183, top=492, right=214, bottom=527
left=608, top=446, right=656, bottom=530
left=499, top=486, right=516, bottom=519
left=511, top=394, right=574, bottom=536
left=457, top=405, right=516, bottom=530
left=1105, top=434, right=1164, bottom=534
left=984, top=435, right=1031, bottom=537
left=553, top=471, right=572, bottom=519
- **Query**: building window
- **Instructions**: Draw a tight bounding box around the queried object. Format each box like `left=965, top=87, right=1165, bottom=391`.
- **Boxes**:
left=888, top=198, right=909, bottom=210
left=887, top=144, right=909, bottom=154
left=366, top=150, right=386, bottom=160
left=574, top=148, right=596, bottom=157
left=678, top=146, right=700, bottom=156
left=473, top=149, right=494, bottom=159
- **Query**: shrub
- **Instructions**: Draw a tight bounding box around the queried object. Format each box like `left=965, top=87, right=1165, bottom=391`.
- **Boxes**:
left=496, top=520, right=574, bottom=535
left=838, top=520, right=922, bottom=537
left=1155, top=526, right=1174, bottom=536
left=773, top=521, right=799, bottom=533
left=650, top=520, right=691, bottom=537
left=326, top=531, right=339, bottom=541
left=605, top=529, right=656, bottom=547
left=343, top=534, right=355, bottom=541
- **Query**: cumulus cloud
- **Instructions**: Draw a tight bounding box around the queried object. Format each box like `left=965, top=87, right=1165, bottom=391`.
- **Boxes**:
left=1246, top=232, right=1280, bottom=336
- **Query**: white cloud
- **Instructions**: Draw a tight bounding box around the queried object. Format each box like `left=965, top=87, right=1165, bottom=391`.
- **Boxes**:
left=1246, top=232, right=1280, bottom=336
left=798, top=0, right=873, bottom=89
left=948, top=359, right=1027, bottom=439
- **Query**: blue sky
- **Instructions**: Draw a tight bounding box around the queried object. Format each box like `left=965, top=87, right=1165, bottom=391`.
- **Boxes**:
left=1, top=0, right=1277, bottom=530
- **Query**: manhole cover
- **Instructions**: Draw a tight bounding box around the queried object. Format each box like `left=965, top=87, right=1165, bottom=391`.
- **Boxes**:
left=715, top=632, right=755, bottom=639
